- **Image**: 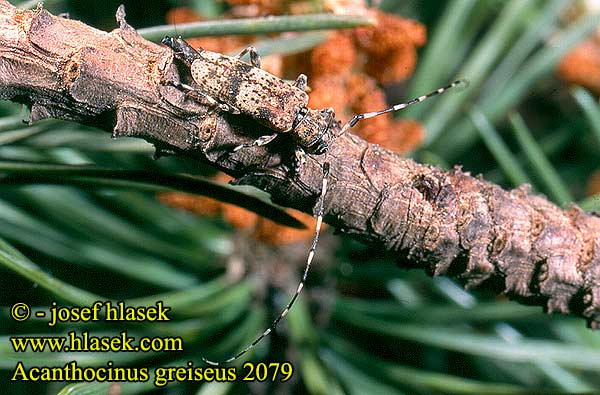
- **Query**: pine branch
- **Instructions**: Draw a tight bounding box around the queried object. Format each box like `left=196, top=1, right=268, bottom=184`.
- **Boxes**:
left=1, top=1, right=599, bottom=328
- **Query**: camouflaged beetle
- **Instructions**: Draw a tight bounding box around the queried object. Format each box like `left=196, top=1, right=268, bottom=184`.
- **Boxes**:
left=162, top=36, right=335, bottom=157
left=162, top=36, right=466, bottom=161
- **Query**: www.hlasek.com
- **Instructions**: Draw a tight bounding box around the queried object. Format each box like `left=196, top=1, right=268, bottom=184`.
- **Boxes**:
left=9, top=301, right=294, bottom=386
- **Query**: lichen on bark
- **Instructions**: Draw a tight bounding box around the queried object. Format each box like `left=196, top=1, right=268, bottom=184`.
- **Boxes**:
left=0, top=0, right=599, bottom=328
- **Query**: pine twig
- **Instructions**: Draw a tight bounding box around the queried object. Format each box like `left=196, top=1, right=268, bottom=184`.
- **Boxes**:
left=0, top=1, right=599, bottom=328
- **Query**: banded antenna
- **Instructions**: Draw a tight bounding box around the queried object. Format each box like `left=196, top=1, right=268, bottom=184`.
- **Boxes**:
left=202, top=162, right=331, bottom=366
left=338, top=79, right=469, bottom=137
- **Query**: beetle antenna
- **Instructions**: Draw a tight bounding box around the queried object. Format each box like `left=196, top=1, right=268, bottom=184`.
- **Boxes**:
left=202, top=162, right=331, bottom=366
left=337, top=79, right=468, bottom=137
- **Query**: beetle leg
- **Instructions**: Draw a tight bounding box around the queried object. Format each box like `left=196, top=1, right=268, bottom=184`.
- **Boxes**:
left=218, top=133, right=278, bottom=165
left=232, top=132, right=278, bottom=152
left=236, top=46, right=261, bottom=68
left=162, top=36, right=203, bottom=65
left=293, top=74, right=308, bottom=91
left=170, top=81, right=241, bottom=114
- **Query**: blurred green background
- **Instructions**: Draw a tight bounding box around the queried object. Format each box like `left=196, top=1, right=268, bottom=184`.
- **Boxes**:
left=2, top=0, right=600, bottom=394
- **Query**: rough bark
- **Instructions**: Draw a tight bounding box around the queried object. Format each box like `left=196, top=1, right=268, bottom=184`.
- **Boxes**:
left=1, top=1, right=600, bottom=328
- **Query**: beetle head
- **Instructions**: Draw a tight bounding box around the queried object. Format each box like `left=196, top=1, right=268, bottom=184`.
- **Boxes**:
left=292, top=107, right=335, bottom=154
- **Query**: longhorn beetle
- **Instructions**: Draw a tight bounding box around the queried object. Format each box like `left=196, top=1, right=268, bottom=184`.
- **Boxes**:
left=162, top=36, right=334, bottom=161
left=162, top=36, right=466, bottom=163
left=162, top=36, right=466, bottom=365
